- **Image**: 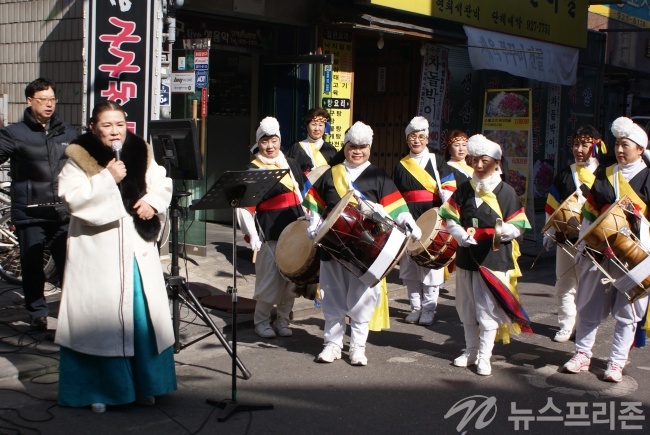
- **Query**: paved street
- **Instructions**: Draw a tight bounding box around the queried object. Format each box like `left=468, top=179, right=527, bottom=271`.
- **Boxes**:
left=0, top=220, right=649, bottom=434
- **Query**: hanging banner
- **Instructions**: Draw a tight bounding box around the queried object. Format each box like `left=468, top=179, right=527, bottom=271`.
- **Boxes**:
left=85, top=0, right=158, bottom=137
left=482, top=88, right=532, bottom=209
left=464, top=26, right=578, bottom=86
left=320, top=28, right=354, bottom=150
left=417, top=44, right=449, bottom=151
left=368, top=0, right=589, bottom=47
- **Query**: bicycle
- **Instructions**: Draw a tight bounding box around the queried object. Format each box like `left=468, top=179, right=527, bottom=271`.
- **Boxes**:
left=0, top=167, right=57, bottom=285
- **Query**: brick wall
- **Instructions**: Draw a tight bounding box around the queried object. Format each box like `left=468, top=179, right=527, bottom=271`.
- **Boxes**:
left=0, top=0, right=84, bottom=128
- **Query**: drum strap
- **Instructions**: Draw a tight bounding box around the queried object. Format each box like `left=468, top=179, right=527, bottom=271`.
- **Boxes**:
left=614, top=255, right=650, bottom=296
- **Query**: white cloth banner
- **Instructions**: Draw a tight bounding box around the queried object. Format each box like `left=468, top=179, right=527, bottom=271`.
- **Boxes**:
left=418, top=44, right=448, bottom=151
left=464, top=26, right=578, bottom=86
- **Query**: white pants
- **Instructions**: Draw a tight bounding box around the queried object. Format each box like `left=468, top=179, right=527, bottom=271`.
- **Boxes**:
left=455, top=268, right=510, bottom=359
left=574, top=256, right=649, bottom=366
left=399, top=254, right=443, bottom=312
left=253, top=242, right=296, bottom=324
left=555, top=245, right=580, bottom=331
left=320, top=259, right=380, bottom=349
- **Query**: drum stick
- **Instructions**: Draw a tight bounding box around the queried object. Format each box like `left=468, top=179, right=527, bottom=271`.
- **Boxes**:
left=252, top=248, right=258, bottom=264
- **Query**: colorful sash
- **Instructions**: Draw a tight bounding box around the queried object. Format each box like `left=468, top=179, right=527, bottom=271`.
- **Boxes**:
left=399, top=156, right=438, bottom=194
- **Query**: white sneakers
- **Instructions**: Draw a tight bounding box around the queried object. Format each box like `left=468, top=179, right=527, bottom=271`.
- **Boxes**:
left=274, top=318, right=292, bottom=337
left=553, top=329, right=573, bottom=343
left=255, top=318, right=292, bottom=338
left=563, top=351, right=591, bottom=373
left=453, top=352, right=490, bottom=375
left=405, top=309, right=421, bottom=324
left=453, top=351, right=478, bottom=367
left=317, top=342, right=342, bottom=363
left=405, top=309, right=434, bottom=325
left=254, top=320, right=277, bottom=338
left=418, top=310, right=434, bottom=325
left=316, top=343, right=368, bottom=366
left=91, top=403, right=106, bottom=413
left=349, top=346, right=368, bottom=366
left=476, top=358, right=492, bottom=376
left=604, top=361, right=623, bottom=382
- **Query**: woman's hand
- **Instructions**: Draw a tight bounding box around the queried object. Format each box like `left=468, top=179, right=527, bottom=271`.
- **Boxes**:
left=133, top=199, right=157, bottom=220
left=106, top=158, right=126, bottom=183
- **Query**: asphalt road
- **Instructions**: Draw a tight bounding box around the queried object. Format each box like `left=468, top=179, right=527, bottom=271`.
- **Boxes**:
left=1, top=234, right=649, bottom=434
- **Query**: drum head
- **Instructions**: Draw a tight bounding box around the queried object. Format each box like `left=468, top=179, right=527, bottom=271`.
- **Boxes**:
left=276, top=220, right=314, bottom=275
left=406, top=208, right=440, bottom=254
left=576, top=195, right=632, bottom=245
left=307, top=165, right=330, bottom=185
left=541, top=192, right=580, bottom=233
left=314, top=190, right=355, bottom=244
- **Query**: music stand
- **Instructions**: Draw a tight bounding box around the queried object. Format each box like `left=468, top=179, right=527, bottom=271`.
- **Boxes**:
left=192, top=169, right=287, bottom=421
left=149, top=119, right=250, bottom=379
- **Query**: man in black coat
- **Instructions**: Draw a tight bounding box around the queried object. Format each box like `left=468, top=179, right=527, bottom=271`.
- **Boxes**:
left=0, top=78, right=78, bottom=330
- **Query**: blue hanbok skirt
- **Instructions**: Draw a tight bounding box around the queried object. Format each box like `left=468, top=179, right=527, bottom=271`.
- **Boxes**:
left=58, top=259, right=176, bottom=407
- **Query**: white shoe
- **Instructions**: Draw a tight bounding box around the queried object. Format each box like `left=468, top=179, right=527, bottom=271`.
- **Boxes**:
left=274, top=318, right=292, bottom=337
left=317, top=342, right=341, bottom=363
left=604, top=361, right=623, bottom=383
left=349, top=345, right=368, bottom=366
left=553, top=329, right=573, bottom=343
left=404, top=309, right=421, bottom=324
left=91, top=403, right=106, bottom=413
left=563, top=351, right=590, bottom=373
left=254, top=320, right=276, bottom=338
left=418, top=310, right=434, bottom=325
left=476, top=357, right=492, bottom=376
left=453, top=351, right=478, bottom=367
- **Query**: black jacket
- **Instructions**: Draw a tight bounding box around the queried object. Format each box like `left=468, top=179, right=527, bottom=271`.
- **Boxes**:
left=0, top=108, right=78, bottom=224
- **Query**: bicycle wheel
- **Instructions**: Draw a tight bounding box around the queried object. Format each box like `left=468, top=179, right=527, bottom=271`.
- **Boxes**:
left=0, top=210, right=22, bottom=284
left=0, top=210, right=57, bottom=285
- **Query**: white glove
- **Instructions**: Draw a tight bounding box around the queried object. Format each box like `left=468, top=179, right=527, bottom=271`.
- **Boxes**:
left=358, top=199, right=389, bottom=219
left=447, top=219, right=477, bottom=247
left=409, top=223, right=422, bottom=242
left=307, top=210, right=322, bottom=240
left=500, top=222, right=521, bottom=242
left=395, top=212, right=421, bottom=241
left=248, top=233, right=262, bottom=251
left=542, top=235, right=556, bottom=251
left=461, top=234, right=478, bottom=247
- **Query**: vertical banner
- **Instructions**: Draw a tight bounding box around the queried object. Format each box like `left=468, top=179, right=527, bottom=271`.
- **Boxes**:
left=482, top=89, right=532, bottom=208
left=321, top=29, right=353, bottom=150
left=418, top=44, right=449, bottom=151
left=86, top=0, right=156, bottom=137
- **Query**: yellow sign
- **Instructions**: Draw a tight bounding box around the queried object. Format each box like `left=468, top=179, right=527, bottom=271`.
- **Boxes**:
left=589, top=5, right=650, bottom=29
left=482, top=89, right=532, bottom=207
left=320, top=29, right=354, bottom=150
left=368, top=0, right=588, bottom=48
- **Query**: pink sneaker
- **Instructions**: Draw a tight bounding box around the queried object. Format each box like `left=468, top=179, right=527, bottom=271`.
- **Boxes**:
left=603, top=361, right=623, bottom=383
left=563, top=351, right=590, bottom=373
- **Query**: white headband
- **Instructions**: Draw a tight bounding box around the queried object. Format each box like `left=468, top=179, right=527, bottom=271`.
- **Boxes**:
left=467, top=134, right=502, bottom=160
left=344, top=121, right=373, bottom=147
left=611, top=117, right=648, bottom=149
left=405, top=116, right=429, bottom=139
left=255, top=116, right=281, bottom=143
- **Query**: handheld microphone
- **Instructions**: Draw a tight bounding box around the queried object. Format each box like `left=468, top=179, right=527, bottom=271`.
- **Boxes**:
left=111, top=140, right=123, bottom=161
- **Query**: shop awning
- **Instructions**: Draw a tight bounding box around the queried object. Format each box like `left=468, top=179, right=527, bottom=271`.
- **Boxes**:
left=464, top=26, right=579, bottom=86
